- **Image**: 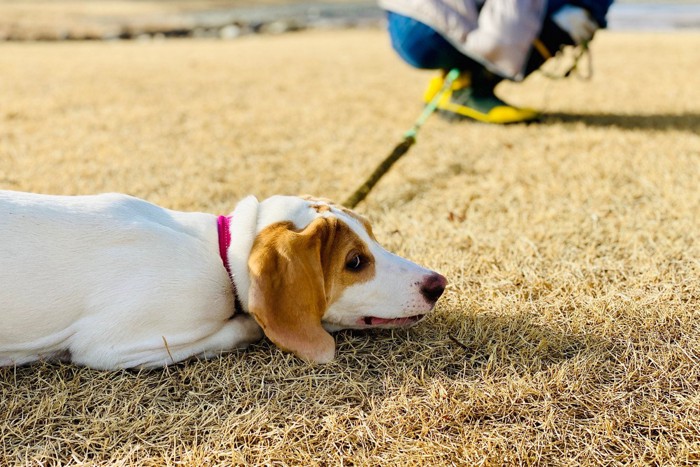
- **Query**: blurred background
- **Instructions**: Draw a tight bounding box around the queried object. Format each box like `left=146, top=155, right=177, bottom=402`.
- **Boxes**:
left=1, top=0, right=699, bottom=42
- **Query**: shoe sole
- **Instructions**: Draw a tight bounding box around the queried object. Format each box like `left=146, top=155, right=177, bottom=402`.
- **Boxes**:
left=436, top=100, right=540, bottom=124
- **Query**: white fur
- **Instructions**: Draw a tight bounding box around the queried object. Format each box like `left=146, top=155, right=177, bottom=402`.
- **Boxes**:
left=226, top=195, right=259, bottom=312
left=0, top=191, right=262, bottom=369
left=0, top=191, right=443, bottom=369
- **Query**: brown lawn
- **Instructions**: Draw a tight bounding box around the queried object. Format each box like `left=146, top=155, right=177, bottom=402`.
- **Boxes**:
left=1, top=29, right=699, bottom=465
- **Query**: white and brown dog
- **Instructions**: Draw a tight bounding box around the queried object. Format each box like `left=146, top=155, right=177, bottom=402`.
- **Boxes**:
left=0, top=190, right=446, bottom=369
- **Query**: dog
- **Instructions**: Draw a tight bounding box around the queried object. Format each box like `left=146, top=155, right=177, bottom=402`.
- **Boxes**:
left=0, top=190, right=446, bottom=369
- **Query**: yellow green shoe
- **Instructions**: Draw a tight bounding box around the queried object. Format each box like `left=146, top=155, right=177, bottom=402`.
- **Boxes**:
left=422, top=73, right=471, bottom=103
left=423, top=73, right=540, bottom=124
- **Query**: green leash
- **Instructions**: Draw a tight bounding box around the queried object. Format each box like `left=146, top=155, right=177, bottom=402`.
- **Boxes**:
left=343, top=68, right=460, bottom=209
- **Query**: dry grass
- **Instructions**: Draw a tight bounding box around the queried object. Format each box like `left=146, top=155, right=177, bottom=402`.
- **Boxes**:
left=1, top=29, right=700, bottom=465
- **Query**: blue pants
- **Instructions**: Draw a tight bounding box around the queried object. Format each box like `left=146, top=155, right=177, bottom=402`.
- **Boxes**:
left=386, top=12, right=479, bottom=71
left=387, top=2, right=612, bottom=77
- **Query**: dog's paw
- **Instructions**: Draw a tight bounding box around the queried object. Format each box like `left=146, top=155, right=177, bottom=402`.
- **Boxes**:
left=232, top=313, right=264, bottom=345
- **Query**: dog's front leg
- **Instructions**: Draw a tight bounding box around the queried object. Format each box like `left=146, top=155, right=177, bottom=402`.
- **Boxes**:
left=192, top=313, right=264, bottom=362
left=115, top=314, right=263, bottom=368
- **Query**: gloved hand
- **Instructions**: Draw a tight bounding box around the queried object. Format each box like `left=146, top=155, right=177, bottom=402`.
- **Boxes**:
left=552, top=5, right=599, bottom=45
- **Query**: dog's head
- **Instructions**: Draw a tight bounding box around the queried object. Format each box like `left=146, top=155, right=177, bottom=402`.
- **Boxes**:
left=229, top=195, right=446, bottom=364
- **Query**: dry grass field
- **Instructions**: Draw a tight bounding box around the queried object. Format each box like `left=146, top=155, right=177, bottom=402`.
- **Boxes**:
left=1, top=29, right=700, bottom=465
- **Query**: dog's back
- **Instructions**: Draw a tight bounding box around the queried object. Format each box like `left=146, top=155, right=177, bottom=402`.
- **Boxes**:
left=0, top=190, right=231, bottom=367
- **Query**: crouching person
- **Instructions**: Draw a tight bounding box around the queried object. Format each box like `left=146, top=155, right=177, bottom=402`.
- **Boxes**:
left=379, top=0, right=613, bottom=123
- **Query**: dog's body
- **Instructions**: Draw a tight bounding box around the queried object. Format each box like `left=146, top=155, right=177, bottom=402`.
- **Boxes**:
left=0, top=190, right=446, bottom=369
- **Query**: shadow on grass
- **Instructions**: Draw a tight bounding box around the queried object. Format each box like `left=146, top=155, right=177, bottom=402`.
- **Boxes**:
left=0, top=311, right=614, bottom=396
left=338, top=310, right=615, bottom=382
left=543, top=111, right=700, bottom=132
left=0, top=312, right=620, bottom=464
left=0, top=313, right=613, bottom=434
left=0, top=311, right=614, bottom=383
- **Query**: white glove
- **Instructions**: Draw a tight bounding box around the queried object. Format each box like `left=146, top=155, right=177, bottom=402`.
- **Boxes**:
left=552, top=5, right=599, bottom=45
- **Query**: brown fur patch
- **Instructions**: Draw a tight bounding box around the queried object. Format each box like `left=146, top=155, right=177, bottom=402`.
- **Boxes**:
left=317, top=218, right=375, bottom=304
left=338, top=208, right=376, bottom=241
left=247, top=217, right=375, bottom=363
left=299, top=194, right=376, bottom=241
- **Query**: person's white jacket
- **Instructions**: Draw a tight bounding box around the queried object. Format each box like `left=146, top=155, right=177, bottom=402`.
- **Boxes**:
left=379, top=0, right=547, bottom=80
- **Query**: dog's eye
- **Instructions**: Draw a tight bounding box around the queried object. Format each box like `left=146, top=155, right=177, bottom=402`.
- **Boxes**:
left=345, top=253, right=364, bottom=271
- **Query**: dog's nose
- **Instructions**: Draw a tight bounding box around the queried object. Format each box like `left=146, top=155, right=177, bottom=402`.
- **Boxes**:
left=420, top=273, right=447, bottom=303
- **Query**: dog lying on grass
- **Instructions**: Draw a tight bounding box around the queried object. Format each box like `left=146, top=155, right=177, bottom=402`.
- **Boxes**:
left=0, top=190, right=446, bottom=369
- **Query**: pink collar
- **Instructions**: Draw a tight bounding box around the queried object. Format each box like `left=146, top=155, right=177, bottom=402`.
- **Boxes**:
left=217, top=215, right=244, bottom=316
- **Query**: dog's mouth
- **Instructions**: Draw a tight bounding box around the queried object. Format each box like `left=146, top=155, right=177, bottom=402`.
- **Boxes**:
left=361, top=314, right=426, bottom=327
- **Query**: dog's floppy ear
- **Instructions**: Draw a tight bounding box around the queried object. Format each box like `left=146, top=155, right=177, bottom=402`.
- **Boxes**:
left=247, top=217, right=336, bottom=363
